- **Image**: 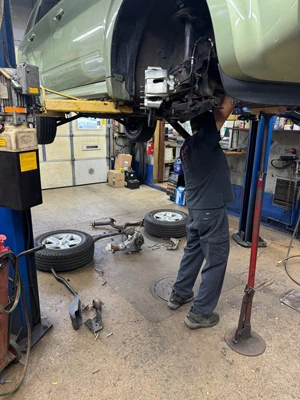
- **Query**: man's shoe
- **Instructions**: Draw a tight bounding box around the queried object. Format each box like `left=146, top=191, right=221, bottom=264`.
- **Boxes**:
left=184, top=309, right=220, bottom=329
left=168, top=290, right=194, bottom=310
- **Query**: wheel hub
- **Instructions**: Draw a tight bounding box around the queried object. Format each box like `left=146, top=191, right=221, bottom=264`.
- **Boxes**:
left=154, top=211, right=183, bottom=223
left=42, top=233, right=82, bottom=250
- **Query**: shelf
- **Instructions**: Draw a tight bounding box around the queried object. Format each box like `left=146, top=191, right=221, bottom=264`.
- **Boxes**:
left=164, top=160, right=176, bottom=164
left=229, top=128, right=299, bottom=133
left=224, top=151, right=247, bottom=156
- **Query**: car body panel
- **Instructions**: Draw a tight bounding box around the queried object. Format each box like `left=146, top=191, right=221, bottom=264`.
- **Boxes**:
left=19, top=0, right=300, bottom=105
left=19, top=0, right=127, bottom=99
left=207, top=0, right=300, bottom=83
left=20, top=2, right=54, bottom=79
left=49, top=0, right=107, bottom=91
left=103, top=0, right=131, bottom=100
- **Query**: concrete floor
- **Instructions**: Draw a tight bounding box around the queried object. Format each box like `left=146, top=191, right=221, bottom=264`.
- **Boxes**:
left=3, top=184, right=300, bottom=400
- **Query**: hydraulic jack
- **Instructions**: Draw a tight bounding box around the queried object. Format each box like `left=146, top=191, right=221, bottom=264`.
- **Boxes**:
left=225, top=116, right=272, bottom=356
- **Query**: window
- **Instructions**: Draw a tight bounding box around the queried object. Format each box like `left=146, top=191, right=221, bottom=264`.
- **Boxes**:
left=24, top=4, right=39, bottom=35
left=35, top=0, right=61, bottom=25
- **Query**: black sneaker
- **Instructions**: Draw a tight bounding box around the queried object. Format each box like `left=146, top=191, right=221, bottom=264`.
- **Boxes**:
left=184, top=309, right=220, bottom=329
left=167, top=290, right=194, bottom=310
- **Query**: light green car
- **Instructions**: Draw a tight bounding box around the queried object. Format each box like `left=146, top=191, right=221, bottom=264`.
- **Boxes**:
left=19, top=0, right=300, bottom=144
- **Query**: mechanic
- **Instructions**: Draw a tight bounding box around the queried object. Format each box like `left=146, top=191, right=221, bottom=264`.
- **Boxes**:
left=168, top=94, right=235, bottom=329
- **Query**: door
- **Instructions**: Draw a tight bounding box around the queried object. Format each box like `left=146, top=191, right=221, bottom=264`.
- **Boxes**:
left=49, top=0, right=107, bottom=92
left=19, top=0, right=62, bottom=86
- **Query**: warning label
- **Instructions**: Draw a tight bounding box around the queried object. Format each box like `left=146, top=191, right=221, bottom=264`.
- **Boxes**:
left=0, top=139, right=6, bottom=147
left=29, top=87, right=39, bottom=95
left=19, top=152, right=38, bottom=173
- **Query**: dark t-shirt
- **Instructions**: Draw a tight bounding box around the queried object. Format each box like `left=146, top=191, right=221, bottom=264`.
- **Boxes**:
left=180, top=112, right=234, bottom=210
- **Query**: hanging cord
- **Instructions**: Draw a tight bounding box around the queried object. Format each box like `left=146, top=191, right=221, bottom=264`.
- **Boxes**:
left=271, top=159, right=296, bottom=169
left=278, top=215, right=300, bottom=286
left=0, top=246, right=44, bottom=397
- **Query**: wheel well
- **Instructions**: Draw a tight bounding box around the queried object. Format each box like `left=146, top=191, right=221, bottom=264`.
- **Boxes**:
left=111, top=0, right=157, bottom=100
left=111, top=0, right=216, bottom=102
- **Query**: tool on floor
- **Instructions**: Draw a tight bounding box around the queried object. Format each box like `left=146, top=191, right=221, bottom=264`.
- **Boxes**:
left=91, top=218, right=144, bottom=232
left=149, top=238, right=180, bottom=251
left=51, top=268, right=82, bottom=331
left=84, top=298, right=103, bottom=334
left=106, top=230, right=144, bottom=254
left=225, top=116, right=271, bottom=357
left=280, top=290, right=300, bottom=313
left=0, top=379, right=11, bottom=385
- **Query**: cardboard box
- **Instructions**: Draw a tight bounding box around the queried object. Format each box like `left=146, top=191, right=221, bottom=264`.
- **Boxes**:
left=114, top=154, right=132, bottom=171
left=175, top=186, right=186, bottom=206
left=108, top=170, right=125, bottom=188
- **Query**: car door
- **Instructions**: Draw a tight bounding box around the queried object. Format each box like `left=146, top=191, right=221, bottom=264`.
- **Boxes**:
left=19, top=0, right=63, bottom=86
left=47, top=0, right=107, bottom=92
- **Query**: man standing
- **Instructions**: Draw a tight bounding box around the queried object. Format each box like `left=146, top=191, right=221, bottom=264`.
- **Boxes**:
left=168, top=94, right=235, bottom=329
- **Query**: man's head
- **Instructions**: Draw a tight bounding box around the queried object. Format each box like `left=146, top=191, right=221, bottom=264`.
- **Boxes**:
left=190, top=111, right=214, bottom=134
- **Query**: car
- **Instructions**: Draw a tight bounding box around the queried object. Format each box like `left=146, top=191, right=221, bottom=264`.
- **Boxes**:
left=19, top=0, right=300, bottom=144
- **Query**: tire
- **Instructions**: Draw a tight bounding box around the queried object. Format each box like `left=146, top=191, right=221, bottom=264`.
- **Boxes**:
left=34, top=230, right=94, bottom=272
left=144, top=209, right=188, bottom=238
left=124, top=118, right=155, bottom=143
left=36, top=116, right=57, bottom=145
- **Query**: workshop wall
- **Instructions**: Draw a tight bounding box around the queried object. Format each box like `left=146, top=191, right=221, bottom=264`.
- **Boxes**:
left=227, top=129, right=300, bottom=230
left=39, top=117, right=109, bottom=189
left=227, top=131, right=300, bottom=194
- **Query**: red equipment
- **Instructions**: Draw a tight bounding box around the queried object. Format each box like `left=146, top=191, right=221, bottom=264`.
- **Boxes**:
left=147, top=141, right=154, bottom=155
left=0, top=235, right=9, bottom=372
left=225, top=116, right=271, bottom=357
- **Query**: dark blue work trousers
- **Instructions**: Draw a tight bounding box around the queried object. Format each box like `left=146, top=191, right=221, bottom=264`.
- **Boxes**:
left=173, top=206, right=229, bottom=316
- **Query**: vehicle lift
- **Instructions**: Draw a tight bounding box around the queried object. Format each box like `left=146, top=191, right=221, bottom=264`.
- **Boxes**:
left=232, top=115, right=274, bottom=248
left=0, top=0, right=53, bottom=395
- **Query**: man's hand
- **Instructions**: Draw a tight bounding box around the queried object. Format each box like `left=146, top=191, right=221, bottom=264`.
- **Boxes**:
left=214, top=94, right=235, bottom=131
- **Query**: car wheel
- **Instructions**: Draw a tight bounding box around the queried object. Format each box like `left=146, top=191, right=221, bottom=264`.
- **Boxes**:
left=34, top=230, right=94, bottom=272
left=36, top=116, right=57, bottom=145
left=144, top=209, right=188, bottom=238
left=124, top=118, right=155, bottom=143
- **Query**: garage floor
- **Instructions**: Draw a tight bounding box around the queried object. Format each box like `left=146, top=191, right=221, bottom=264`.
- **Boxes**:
left=4, top=184, right=300, bottom=400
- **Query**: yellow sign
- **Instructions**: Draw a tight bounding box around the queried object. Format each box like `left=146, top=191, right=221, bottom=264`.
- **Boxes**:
left=29, top=87, right=39, bottom=95
left=0, top=139, right=6, bottom=147
left=19, top=152, right=38, bottom=173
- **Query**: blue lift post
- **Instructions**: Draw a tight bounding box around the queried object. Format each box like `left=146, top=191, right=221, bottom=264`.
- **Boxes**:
left=233, top=116, right=274, bottom=248
left=0, top=0, right=52, bottom=347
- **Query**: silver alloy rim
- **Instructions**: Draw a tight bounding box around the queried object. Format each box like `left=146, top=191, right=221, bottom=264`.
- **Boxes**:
left=153, top=211, right=183, bottom=223
left=42, top=233, right=83, bottom=250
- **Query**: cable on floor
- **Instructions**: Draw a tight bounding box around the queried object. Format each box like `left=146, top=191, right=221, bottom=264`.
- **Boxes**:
left=278, top=215, right=300, bottom=286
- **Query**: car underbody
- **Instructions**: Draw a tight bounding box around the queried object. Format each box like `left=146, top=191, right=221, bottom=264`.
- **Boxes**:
left=108, top=0, right=300, bottom=141
left=112, top=0, right=221, bottom=124
left=35, top=0, right=300, bottom=144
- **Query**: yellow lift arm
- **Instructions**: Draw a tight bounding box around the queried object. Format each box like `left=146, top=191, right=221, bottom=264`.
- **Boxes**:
left=39, top=86, right=133, bottom=117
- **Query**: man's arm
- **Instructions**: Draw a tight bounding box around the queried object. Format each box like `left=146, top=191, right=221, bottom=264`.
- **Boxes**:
left=213, top=94, right=235, bottom=131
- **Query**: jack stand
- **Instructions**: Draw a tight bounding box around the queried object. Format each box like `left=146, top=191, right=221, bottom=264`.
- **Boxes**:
left=225, top=285, right=265, bottom=356
left=225, top=116, right=272, bottom=357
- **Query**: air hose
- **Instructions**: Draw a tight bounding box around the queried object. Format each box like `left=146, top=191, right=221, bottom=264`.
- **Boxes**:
left=0, top=246, right=44, bottom=397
